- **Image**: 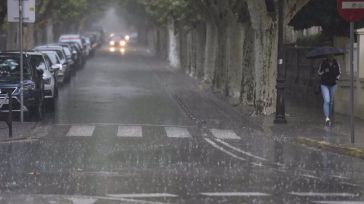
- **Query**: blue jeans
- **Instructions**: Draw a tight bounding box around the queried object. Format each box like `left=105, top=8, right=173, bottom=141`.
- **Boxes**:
left=320, top=85, right=337, bottom=118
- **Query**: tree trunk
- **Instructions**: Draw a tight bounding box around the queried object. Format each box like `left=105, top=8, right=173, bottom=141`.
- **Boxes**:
left=203, top=22, right=218, bottom=83
left=24, top=24, right=35, bottom=49
left=7, top=23, right=18, bottom=50
left=167, top=22, right=180, bottom=68
left=46, top=19, right=54, bottom=43
left=226, top=22, right=244, bottom=102
left=195, top=25, right=206, bottom=80
left=246, top=1, right=278, bottom=115
left=212, top=24, right=228, bottom=95
left=240, top=23, right=255, bottom=105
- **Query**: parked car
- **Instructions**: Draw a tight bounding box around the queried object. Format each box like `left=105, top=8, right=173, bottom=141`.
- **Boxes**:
left=38, top=50, right=65, bottom=84
left=50, top=43, right=75, bottom=68
left=62, top=41, right=85, bottom=67
left=0, top=53, right=44, bottom=120
left=59, top=34, right=87, bottom=60
left=34, top=45, right=71, bottom=81
left=82, top=36, right=92, bottom=57
left=26, top=51, right=58, bottom=106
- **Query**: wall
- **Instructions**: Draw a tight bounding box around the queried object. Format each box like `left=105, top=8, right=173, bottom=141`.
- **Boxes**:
left=332, top=35, right=364, bottom=120
left=284, top=46, right=322, bottom=109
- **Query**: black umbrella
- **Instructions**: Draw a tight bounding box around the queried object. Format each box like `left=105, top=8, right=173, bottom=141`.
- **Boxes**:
left=306, top=46, right=345, bottom=59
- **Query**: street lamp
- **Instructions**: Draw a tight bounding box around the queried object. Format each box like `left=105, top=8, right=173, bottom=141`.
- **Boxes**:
left=274, top=0, right=287, bottom=124
left=19, top=0, right=24, bottom=123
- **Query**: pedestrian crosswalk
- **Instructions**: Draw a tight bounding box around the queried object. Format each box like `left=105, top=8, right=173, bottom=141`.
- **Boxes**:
left=165, top=127, right=192, bottom=138
left=62, top=124, right=241, bottom=140
left=66, top=125, right=95, bottom=137
left=117, top=126, right=143, bottom=137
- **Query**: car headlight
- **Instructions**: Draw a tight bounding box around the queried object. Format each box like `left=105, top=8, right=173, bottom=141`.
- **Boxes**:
left=109, top=41, right=115, bottom=46
left=120, top=40, right=126, bottom=46
left=23, top=83, right=36, bottom=91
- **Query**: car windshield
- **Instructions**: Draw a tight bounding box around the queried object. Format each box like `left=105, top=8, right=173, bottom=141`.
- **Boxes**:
left=0, top=56, right=31, bottom=77
left=62, top=47, right=71, bottom=57
left=55, top=50, right=65, bottom=60
left=41, top=51, right=60, bottom=64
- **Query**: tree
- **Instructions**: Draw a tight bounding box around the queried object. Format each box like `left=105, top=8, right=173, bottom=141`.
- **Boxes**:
left=0, top=1, right=7, bottom=31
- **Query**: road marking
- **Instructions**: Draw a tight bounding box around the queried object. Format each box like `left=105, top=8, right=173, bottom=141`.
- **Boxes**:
left=204, top=138, right=245, bottom=161
left=301, top=174, right=320, bottom=179
left=33, top=194, right=169, bottom=204
left=66, top=126, right=95, bottom=137
left=68, top=198, right=97, bottom=204
left=330, top=175, right=350, bottom=180
left=289, top=192, right=359, bottom=197
left=340, top=182, right=359, bottom=187
left=314, top=201, right=364, bottom=204
left=56, top=123, right=193, bottom=128
left=117, top=126, right=143, bottom=137
left=200, top=192, right=270, bottom=197
left=107, top=193, right=178, bottom=198
left=210, top=129, right=240, bottom=140
left=215, top=138, right=266, bottom=161
left=165, top=127, right=192, bottom=138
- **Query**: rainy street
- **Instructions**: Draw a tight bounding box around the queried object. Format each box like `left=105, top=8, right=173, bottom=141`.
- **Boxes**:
left=0, top=44, right=362, bottom=204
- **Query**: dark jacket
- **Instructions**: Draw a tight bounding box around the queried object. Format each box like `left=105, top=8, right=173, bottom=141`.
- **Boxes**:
left=318, top=59, right=341, bottom=86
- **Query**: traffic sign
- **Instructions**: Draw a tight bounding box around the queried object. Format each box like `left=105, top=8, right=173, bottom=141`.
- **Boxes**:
left=7, top=0, right=35, bottom=23
left=338, top=0, right=364, bottom=22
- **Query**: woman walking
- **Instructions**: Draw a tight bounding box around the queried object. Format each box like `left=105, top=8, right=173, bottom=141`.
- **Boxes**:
left=318, top=55, right=341, bottom=126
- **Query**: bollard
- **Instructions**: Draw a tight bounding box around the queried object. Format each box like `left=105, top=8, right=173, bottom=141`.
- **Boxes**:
left=7, top=92, right=12, bottom=138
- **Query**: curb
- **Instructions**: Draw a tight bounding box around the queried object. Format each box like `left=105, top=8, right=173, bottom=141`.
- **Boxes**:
left=296, top=137, right=364, bottom=160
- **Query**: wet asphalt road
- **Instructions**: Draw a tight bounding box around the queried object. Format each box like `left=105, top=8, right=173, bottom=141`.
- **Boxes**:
left=0, top=45, right=363, bottom=204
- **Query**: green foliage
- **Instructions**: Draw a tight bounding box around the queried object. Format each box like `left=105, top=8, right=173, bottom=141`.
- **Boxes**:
left=143, top=0, right=197, bottom=24
left=296, top=33, right=332, bottom=46
left=51, top=0, right=88, bottom=22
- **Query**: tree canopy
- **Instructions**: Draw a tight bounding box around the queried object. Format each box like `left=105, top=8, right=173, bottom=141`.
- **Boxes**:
left=288, top=0, right=364, bottom=36
left=0, top=0, right=111, bottom=32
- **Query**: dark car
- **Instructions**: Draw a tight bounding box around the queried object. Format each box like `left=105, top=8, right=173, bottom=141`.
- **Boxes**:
left=0, top=53, right=44, bottom=120
left=62, top=41, right=84, bottom=67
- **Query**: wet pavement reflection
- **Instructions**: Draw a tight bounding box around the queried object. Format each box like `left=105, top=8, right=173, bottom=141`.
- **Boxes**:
left=0, top=46, right=363, bottom=204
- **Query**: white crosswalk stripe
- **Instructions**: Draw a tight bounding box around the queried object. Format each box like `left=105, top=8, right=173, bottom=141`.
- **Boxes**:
left=117, top=126, right=143, bottom=137
left=210, top=129, right=240, bottom=140
left=289, top=192, right=359, bottom=197
left=165, top=127, right=192, bottom=138
left=314, top=201, right=364, bottom=204
left=200, top=192, right=270, bottom=197
left=66, top=126, right=95, bottom=137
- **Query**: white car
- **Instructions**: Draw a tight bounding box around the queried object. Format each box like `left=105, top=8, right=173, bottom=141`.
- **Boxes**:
left=39, top=50, right=65, bottom=84
left=34, top=45, right=70, bottom=83
left=27, top=52, right=58, bottom=105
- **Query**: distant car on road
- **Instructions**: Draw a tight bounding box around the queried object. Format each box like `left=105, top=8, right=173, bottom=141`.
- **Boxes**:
left=0, top=53, right=45, bottom=120
left=108, top=34, right=127, bottom=48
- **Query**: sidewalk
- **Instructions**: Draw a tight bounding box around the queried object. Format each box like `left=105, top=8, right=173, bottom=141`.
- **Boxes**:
left=0, top=121, right=38, bottom=141
left=262, top=98, right=364, bottom=159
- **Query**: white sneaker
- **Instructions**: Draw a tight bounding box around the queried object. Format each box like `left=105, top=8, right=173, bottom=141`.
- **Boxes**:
left=325, top=117, right=331, bottom=126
